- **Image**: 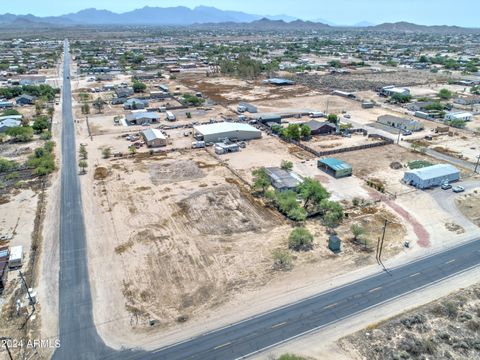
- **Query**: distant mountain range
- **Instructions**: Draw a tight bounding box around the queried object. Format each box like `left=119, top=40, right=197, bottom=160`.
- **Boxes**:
left=0, top=6, right=297, bottom=26
left=0, top=6, right=477, bottom=33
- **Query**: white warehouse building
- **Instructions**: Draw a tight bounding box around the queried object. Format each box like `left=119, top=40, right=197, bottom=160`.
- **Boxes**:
left=403, top=164, right=460, bottom=189
left=194, top=122, right=262, bottom=143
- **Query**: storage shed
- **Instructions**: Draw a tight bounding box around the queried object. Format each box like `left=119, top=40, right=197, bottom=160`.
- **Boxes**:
left=318, top=158, right=352, bottom=178
left=194, top=122, right=261, bottom=143
left=328, top=234, right=341, bottom=253
left=403, top=164, right=460, bottom=189
left=141, top=129, right=167, bottom=147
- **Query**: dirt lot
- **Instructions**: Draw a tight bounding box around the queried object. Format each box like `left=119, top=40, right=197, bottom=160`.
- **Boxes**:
left=302, top=133, right=384, bottom=152
left=333, top=144, right=437, bottom=194
left=85, top=150, right=293, bottom=330
left=296, top=69, right=449, bottom=93
left=456, top=189, right=480, bottom=226
left=78, top=140, right=408, bottom=347
left=339, top=284, right=480, bottom=360
left=217, top=135, right=315, bottom=182
left=178, top=73, right=318, bottom=104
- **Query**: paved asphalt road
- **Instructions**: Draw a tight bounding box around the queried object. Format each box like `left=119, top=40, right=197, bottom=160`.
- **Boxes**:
left=53, top=41, right=480, bottom=360
left=52, top=40, right=142, bottom=360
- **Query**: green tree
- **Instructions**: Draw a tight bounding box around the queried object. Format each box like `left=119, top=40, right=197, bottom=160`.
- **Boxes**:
left=81, top=103, right=90, bottom=115
left=32, top=117, right=50, bottom=133
left=351, top=224, right=365, bottom=242
left=129, top=146, right=137, bottom=155
left=93, top=97, right=105, bottom=114
left=132, top=81, right=147, bottom=93
left=300, top=124, right=311, bottom=138
left=79, top=144, right=88, bottom=160
left=320, top=200, right=344, bottom=229
left=252, top=167, right=270, bottom=194
left=280, top=160, right=293, bottom=171
left=288, top=227, right=314, bottom=251
left=299, top=178, right=330, bottom=213
left=5, top=126, right=33, bottom=142
left=327, top=114, right=338, bottom=124
left=78, top=160, right=88, bottom=174
left=276, top=190, right=299, bottom=214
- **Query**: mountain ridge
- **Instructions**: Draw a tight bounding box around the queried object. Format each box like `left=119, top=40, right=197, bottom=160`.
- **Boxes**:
left=0, top=7, right=477, bottom=33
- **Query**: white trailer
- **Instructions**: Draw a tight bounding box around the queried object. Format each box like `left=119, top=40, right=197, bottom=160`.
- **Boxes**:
left=166, top=111, right=176, bottom=121
left=8, top=245, right=23, bottom=269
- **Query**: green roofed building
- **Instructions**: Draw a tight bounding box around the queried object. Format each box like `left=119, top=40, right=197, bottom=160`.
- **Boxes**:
left=318, top=158, right=352, bottom=178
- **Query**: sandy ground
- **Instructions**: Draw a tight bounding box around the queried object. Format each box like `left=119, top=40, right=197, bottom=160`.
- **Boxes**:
left=340, top=282, right=480, bottom=360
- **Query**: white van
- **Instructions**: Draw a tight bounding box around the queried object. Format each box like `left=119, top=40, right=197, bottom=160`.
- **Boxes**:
left=192, top=141, right=206, bottom=149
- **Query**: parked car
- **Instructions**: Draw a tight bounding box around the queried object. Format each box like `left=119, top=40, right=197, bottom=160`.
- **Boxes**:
left=452, top=186, right=465, bottom=193
left=441, top=182, right=452, bottom=190
left=402, top=130, right=412, bottom=136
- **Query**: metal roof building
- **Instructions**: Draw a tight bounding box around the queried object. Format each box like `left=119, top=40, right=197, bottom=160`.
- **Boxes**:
left=377, top=115, right=423, bottom=132
left=265, top=167, right=304, bottom=191
left=126, top=111, right=161, bottom=125
left=403, top=164, right=460, bottom=189
left=194, top=122, right=261, bottom=143
left=318, top=158, right=352, bottom=178
left=141, top=128, right=167, bottom=148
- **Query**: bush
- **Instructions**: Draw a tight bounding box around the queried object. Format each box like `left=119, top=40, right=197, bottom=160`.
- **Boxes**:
left=288, top=227, right=313, bottom=251
left=0, top=158, right=17, bottom=173
left=391, top=93, right=412, bottom=103
left=102, top=147, right=111, bottom=159
left=5, top=172, right=19, bottom=180
left=27, top=141, right=56, bottom=176
left=408, top=160, right=433, bottom=169
left=438, top=88, right=453, bottom=100
left=40, top=131, right=52, bottom=140
left=277, top=355, right=307, bottom=360
left=272, top=249, right=292, bottom=271
left=5, top=126, right=33, bottom=142
left=280, top=160, right=293, bottom=171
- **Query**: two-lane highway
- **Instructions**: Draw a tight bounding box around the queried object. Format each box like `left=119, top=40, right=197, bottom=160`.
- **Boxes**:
left=53, top=40, right=480, bottom=360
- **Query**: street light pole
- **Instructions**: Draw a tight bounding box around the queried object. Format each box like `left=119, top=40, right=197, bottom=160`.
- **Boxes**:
left=475, top=154, right=480, bottom=174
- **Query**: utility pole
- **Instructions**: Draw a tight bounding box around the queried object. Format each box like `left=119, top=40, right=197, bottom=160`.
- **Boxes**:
left=376, top=219, right=388, bottom=270
left=0, top=337, right=13, bottom=360
left=474, top=154, right=480, bottom=174
left=397, top=128, right=401, bottom=144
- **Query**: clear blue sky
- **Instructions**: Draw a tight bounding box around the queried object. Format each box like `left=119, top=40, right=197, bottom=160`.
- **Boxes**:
left=4, top=0, right=478, bottom=27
